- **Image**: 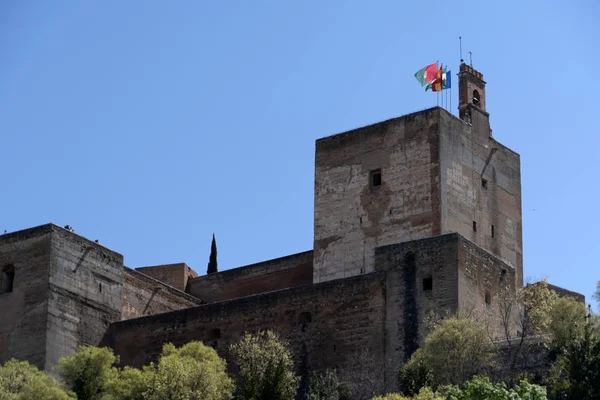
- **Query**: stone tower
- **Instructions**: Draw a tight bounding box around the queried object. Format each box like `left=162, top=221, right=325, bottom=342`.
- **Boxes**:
left=313, top=64, right=523, bottom=287
left=0, top=225, right=124, bottom=370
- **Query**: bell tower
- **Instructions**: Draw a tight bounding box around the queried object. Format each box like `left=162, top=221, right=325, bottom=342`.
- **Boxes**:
left=458, top=63, right=491, bottom=141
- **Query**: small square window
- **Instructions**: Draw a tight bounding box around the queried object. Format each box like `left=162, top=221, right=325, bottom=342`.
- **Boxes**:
left=423, top=277, right=432, bottom=291
left=481, top=178, right=488, bottom=189
left=370, top=169, right=382, bottom=187
left=473, top=221, right=477, bottom=232
left=485, top=290, right=491, bottom=305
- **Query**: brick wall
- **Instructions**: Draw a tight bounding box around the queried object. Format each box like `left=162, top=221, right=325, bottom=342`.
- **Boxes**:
left=314, top=108, right=441, bottom=283
left=375, top=233, right=461, bottom=385
left=103, top=272, right=388, bottom=394
left=439, top=109, right=523, bottom=287
left=135, top=263, right=198, bottom=292
left=187, top=251, right=313, bottom=303
left=45, top=227, right=124, bottom=370
left=0, top=225, right=53, bottom=369
left=457, top=235, right=516, bottom=340
left=123, top=267, right=201, bottom=319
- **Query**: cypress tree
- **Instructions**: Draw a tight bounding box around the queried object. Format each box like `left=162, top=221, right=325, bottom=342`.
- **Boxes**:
left=207, top=234, right=218, bottom=274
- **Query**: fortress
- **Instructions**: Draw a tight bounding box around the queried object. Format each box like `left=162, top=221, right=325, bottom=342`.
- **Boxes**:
left=0, top=64, right=579, bottom=392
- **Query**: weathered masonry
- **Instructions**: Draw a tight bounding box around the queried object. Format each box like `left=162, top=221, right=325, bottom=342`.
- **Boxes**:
left=0, top=63, right=577, bottom=395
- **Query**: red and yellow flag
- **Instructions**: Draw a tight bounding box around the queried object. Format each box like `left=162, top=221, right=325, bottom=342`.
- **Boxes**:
left=431, top=66, right=444, bottom=92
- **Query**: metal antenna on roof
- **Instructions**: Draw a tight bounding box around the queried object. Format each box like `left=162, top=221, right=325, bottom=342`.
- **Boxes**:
left=459, top=36, right=464, bottom=63
left=469, top=51, right=473, bottom=67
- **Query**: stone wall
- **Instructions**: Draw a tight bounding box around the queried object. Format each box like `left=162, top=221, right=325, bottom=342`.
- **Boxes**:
left=314, top=108, right=441, bottom=283
left=0, top=225, right=53, bottom=369
left=45, top=226, right=124, bottom=370
left=135, top=263, right=198, bottom=292
left=375, top=233, right=461, bottom=385
left=103, top=271, right=389, bottom=395
left=187, top=251, right=313, bottom=303
left=439, top=109, right=523, bottom=288
left=457, top=235, right=516, bottom=340
left=123, top=267, right=202, bottom=319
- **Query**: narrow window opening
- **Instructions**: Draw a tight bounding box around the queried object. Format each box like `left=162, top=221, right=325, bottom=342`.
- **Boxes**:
left=299, top=311, right=312, bottom=333
left=485, top=290, right=491, bottom=306
left=207, top=328, right=221, bottom=340
left=298, top=312, right=312, bottom=325
left=422, top=277, right=433, bottom=291
left=1, top=265, right=15, bottom=294
left=473, top=221, right=477, bottom=232
left=491, top=225, right=495, bottom=238
left=370, top=169, right=382, bottom=188
left=500, top=269, right=507, bottom=283
left=481, top=178, right=488, bottom=189
left=99, top=283, right=102, bottom=292
left=473, top=90, right=480, bottom=106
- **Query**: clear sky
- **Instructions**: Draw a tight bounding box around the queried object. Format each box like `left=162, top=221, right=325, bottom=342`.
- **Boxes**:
left=1, top=1, right=598, bottom=309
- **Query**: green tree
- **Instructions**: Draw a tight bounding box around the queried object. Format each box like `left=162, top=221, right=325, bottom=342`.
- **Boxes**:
left=548, top=318, right=600, bottom=400
left=230, top=330, right=299, bottom=400
left=399, top=315, right=496, bottom=391
left=105, top=365, right=154, bottom=400
left=371, top=387, right=442, bottom=400
left=548, top=296, right=587, bottom=354
left=207, top=233, right=218, bottom=274
left=57, top=346, right=119, bottom=400
left=398, top=349, right=434, bottom=396
left=445, top=376, right=547, bottom=400
left=496, top=279, right=559, bottom=372
left=594, top=281, right=600, bottom=312
left=0, top=359, right=75, bottom=400
left=145, top=341, right=234, bottom=400
left=305, top=369, right=342, bottom=400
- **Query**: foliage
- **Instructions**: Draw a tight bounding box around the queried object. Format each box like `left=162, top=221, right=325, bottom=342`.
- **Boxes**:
left=207, top=233, right=218, bottom=274
left=520, top=279, right=559, bottom=338
left=548, top=296, right=587, bottom=354
left=548, top=318, right=600, bottom=400
left=400, top=315, right=495, bottom=389
left=145, top=341, right=234, bottom=400
left=59, top=341, right=233, bottom=400
left=230, top=330, right=299, bottom=400
left=496, top=279, right=559, bottom=374
left=305, top=369, right=341, bottom=400
left=594, top=281, right=600, bottom=312
left=0, top=359, right=75, bottom=400
left=105, top=365, right=152, bottom=400
left=445, top=376, right=547, bottom=400
left=398, top=349, right=434, bottom=396
left=57, top=346, right=119, bottom=400
left=371, top=387, right=442, bottom=399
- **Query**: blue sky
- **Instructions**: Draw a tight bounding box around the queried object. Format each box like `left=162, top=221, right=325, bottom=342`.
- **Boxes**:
left=1, top=1, right=598, bottom=309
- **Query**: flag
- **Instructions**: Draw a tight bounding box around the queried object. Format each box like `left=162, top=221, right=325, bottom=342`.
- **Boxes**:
left=431, top=66, right=444, bottom=92
left=426, top=66, right=448, bottom=91
left=414, top=63, right=438, bottom=87
left=443, top=69, right=451, bottom=89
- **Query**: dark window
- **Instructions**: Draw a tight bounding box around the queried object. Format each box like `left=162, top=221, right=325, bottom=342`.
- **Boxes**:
left=473, top=221, right=477, bottom=232
left=99, top=283, right=102, bottom=292
left=485, top=290, right=491, bottom=306
left=491, top=225, right=495, bottom=238
left=207, top=328, right=221, bottom=340
left=298, top=312, right=312, bottom=325
left=481, top=178, right=488, bottom=189
left=1, top=265, right=14, bottom=294
left=422, top=277, right=432, bottom=291
left=370, top=169, right=382, bottom=187
left=473, top=90, right=480, bottom=106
